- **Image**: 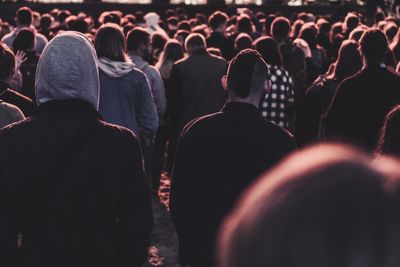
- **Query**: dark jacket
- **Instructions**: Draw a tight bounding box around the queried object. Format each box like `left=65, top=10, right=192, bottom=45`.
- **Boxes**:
left=170, top=102, right=296, bottom=267
left=0, top=99, right=153, bottom=267
left=169, top=50, right=227, bottom=129
left=0, top=81, right=35, bottom=117
left=324, top=66, right=400, bottom=151
left=206, top=32, right=236, bottom=61
left=295, top=76, right=339, bottom=146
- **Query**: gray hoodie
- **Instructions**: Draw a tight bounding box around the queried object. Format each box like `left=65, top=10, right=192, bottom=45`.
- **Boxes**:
left=35, top=31, right=100, bottom=110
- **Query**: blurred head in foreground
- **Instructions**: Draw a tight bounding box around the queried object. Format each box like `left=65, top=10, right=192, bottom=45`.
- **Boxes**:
left=219, top=144, right=400, bottom=267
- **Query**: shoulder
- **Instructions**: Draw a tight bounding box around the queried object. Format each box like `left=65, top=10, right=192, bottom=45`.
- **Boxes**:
left=36, top=32, right=48, bottom=42
left=207, top=53, right=227, bottom=65
left=1, top=32, right=13, bottom=42
left=180, top=112, right=224, bottom=139
left=262, top=118, right=295, bottom=140
left=174, top=56, right=189, bottom=67
left=145, top=64, right=162, bottom=78
left=0, top=101, right=24, bottom=119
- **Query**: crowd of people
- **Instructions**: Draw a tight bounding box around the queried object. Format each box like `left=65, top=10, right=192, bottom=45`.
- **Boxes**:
left=1, top=4, right=400, bottom=267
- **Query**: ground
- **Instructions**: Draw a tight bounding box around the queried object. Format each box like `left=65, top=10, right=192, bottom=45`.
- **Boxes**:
left=145, top=173, right=180, bottom=267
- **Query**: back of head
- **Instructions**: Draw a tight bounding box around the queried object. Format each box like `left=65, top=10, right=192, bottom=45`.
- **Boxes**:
left=16, top=6, right=33, bottom=27
left=126, top=27, right=150, bottom=52
left=95, top=23, right=127, bottom=62
left=254, top=36, right=282, bottom=67
left=40, top=14, right=54, bottom=30
left=184, top=33, right=206, bottom=54
left=0, top=43, right=15, bottom=82
left=209, top=11, right=228, bottom=31
left=57, top=10, right=71, bottom=23
left=227, top=48, right=268, bottom=99
left=376, top=105, right=400, bottom=157
left=220, top=144, right=400, bottom=267
left=163, top=39, right=184, bottom=62
left=360, top=29, right=389, bottom=65
left=271, top=16, right=290, bottom=41
left=12, top=28, right=35, bottom=52
left=237, top=15, right=252, bottom=34
left=234, top=33, right=253, bottom=53
left=345, top=13, right=359, bottom=33
left=333, top=39, right=362, bottom=81
left=299, top=24, right=318, bottom=49
left=35, top=31, right=99, bottom=109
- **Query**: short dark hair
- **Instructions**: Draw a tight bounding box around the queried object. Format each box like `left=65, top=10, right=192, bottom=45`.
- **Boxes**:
left=360, top=29, right=389, bottom=64
left=178, top=20, right=191, bottom=31
left=271, top=16, right=290, bottom=40
left=95, top=23, right=127, bottom=62
left=220, top=144, right=400, bottom=267
left=299, top=24, right=318, bottom=49
left=237, top=15, right=252, bottom=34
left=234, top=33, right=253, bottom=53
left=126, top=27, right=150, bottom=52
left=0, top=43, right=15, bottom=81
left=209, top=11, right=228, bottom=31
left=227, top=49, right=268, bottom=98
left=12, top=28, right=35, bottom=52
left=40, top=14, right=53, bottom=30
left=16, top=7, right=33, bottom=26
left=254, top=36, right=282, bottom=67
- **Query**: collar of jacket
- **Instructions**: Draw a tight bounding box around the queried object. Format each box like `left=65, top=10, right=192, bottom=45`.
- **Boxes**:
left=222, top=101, right=260, bottom=116
left=34, top=99, right=102, bottom=119
left=191, top=48, right=208, bottom=56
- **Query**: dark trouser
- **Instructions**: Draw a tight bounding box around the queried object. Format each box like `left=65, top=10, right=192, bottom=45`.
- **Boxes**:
left=151, top=125, right=170, bottom=190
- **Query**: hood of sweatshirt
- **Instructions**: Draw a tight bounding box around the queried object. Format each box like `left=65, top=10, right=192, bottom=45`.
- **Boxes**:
left=97, top=57, right=136, bottom=78
left=35, top=31, right=100, bottom=110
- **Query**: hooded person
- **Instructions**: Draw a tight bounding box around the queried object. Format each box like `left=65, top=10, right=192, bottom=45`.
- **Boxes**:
left=95, top=23, right=158, bottom=140
left=95, top=24, right=158, bottom=182
left=144, top=12, right=169, bottom=40
left=0, top=31, right=153, bottom=267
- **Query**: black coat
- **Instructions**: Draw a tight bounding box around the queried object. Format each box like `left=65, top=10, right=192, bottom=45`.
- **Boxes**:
left=170, top=102, right=296, bottom=266
left=324, top=66, right=400, bottom=151
left=0, top=99, right=153, bottom=267
left=169, top=50, right=227, bottom=129
left=206, top=32, right=236, bottom=61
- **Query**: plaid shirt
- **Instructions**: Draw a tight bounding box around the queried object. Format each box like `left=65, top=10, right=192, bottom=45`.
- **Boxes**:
left=261, top=65, right=295, bottom=129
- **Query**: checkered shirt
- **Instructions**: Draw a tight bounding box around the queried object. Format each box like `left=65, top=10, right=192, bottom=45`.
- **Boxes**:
left=261, top=65, right=295, bottom=129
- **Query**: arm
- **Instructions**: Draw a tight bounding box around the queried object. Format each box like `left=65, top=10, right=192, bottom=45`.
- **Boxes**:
left=117, top=133, right=153, bottom=267
left=150, top=68, right=167, bottom=120
left=168, top=64, right=183, bottom=129
left=137, top=74, right=159, bottom=138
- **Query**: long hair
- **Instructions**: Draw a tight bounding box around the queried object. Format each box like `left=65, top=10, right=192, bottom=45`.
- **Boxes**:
left=156, top=39, right=184, bottom=70
left=94, top=23, right=128, bottom=62
left=328, top=39, right=362, bottom=81
left=376, top=105, right=400, bottom=157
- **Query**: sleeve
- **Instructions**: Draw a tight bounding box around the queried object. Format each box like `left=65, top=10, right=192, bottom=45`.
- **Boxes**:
left=137, top=74, right=159, bottom=137
left=322, top=80, right=350, bottom=140
left=168, top=64, right=183, bottom=129
left=117, top=134, right=153, bottom=267
left=151, top=68, right=167, bottom=119
left=169, top=132, right=185, bottom=236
